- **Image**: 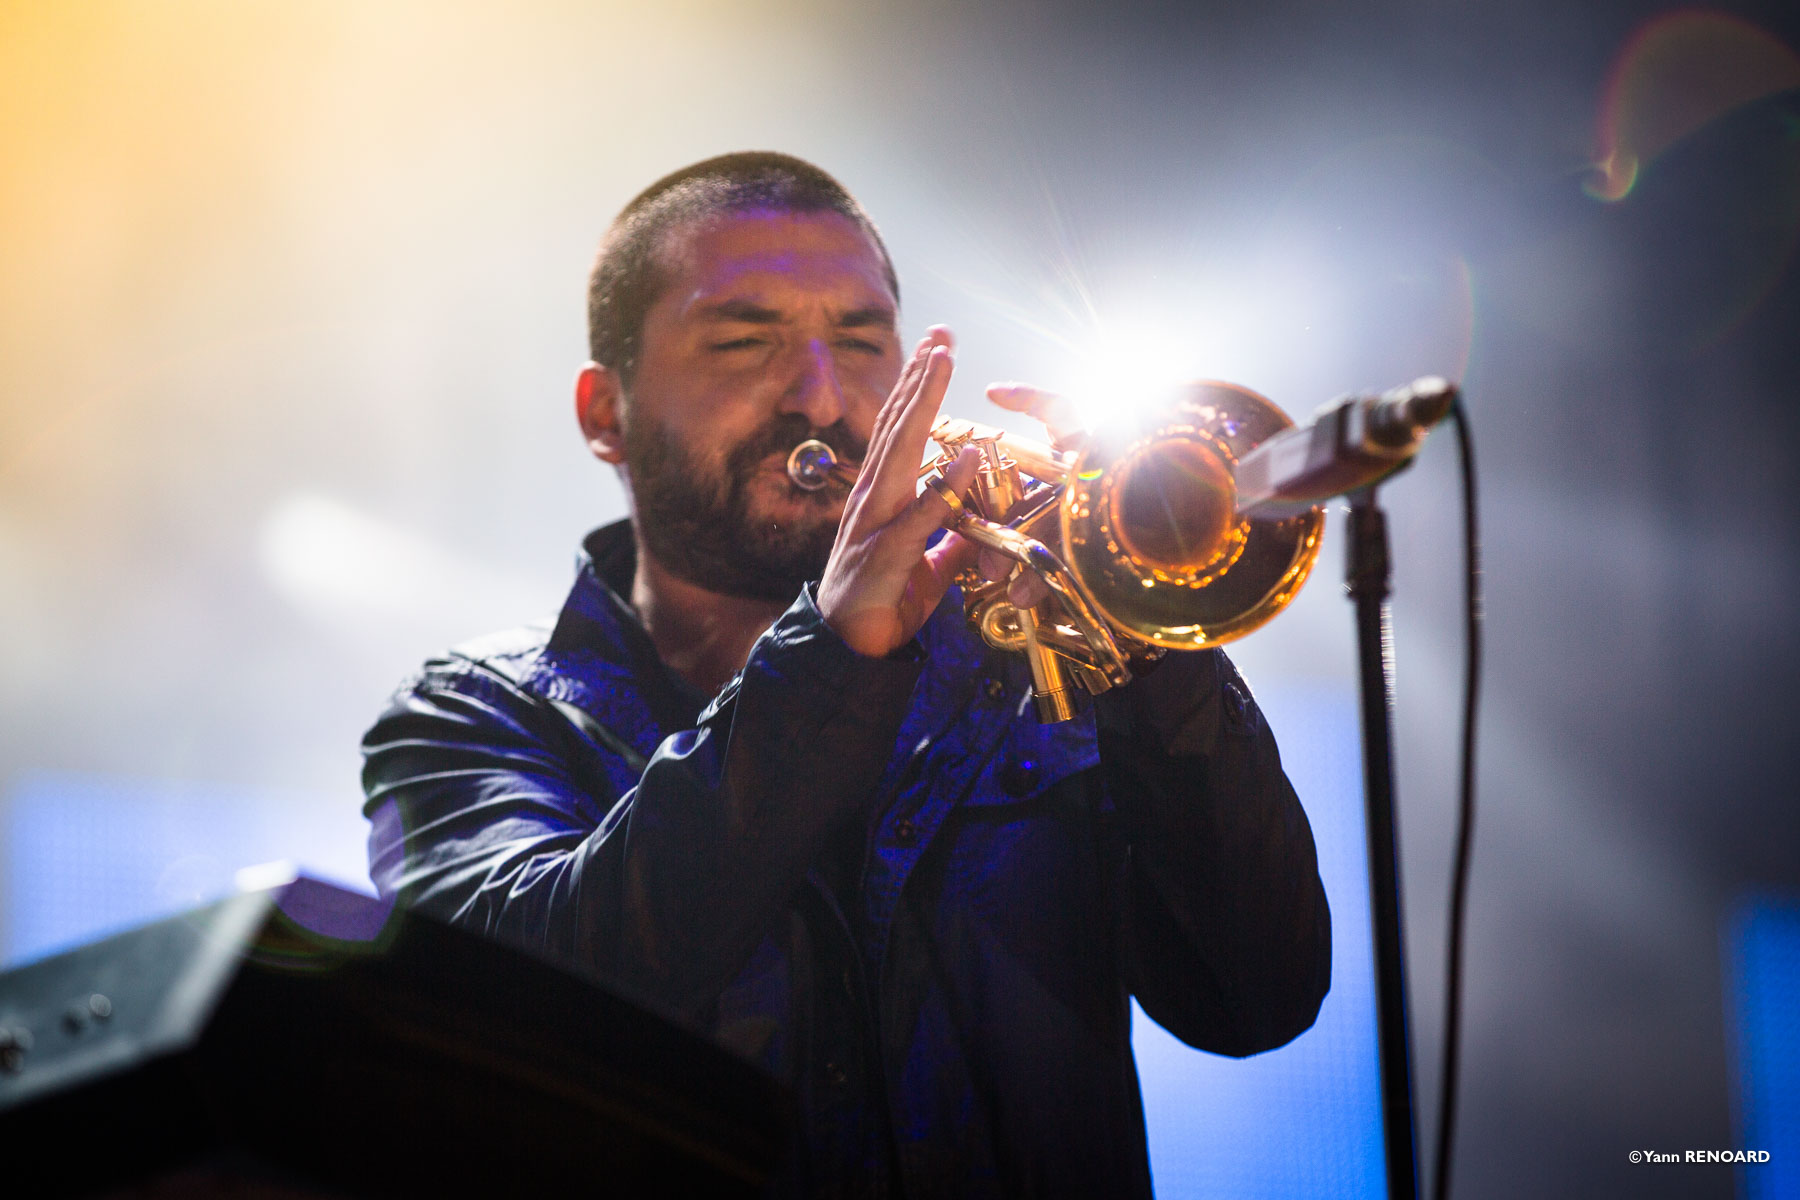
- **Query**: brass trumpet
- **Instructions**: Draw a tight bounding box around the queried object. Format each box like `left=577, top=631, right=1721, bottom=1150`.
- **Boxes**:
left=788, top=382, right=1325, bottom=722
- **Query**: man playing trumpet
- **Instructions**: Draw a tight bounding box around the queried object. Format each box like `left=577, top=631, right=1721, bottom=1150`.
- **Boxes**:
left=361, top=151, right=1331, bottom=1198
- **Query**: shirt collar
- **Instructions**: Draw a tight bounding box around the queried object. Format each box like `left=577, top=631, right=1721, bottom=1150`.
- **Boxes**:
left=543, top=518, right=711, bottom=730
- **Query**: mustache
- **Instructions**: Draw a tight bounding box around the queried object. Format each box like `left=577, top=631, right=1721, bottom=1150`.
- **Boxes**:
left=726, top=414, right=867, bottom=483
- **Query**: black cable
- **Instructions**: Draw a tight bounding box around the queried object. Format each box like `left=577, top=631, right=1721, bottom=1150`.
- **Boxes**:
left=1431, top=396, right=1483, bottom=1200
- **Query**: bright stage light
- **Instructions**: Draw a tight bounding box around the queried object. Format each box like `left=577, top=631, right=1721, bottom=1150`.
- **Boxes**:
left=1051, top=278, right=1308, bottom=432
left=1059, top=318, right=1210, bottom=429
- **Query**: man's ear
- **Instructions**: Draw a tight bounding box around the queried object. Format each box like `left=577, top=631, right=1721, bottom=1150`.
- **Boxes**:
left=575, top=362, right=627, bottom=464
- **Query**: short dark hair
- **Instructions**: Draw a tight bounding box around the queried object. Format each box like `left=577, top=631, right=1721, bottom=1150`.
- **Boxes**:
left=586, top=151, right=900, bottom=381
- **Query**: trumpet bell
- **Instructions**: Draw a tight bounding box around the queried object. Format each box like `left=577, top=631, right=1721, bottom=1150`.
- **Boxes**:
left=1062, top=381, right=1324, bottom=650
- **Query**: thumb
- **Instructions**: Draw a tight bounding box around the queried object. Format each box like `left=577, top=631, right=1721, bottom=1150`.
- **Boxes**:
left=904, top=445, right=981, bottom=537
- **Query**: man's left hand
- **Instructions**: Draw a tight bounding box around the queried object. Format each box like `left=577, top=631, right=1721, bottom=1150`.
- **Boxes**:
left=816, top=327, right=981, bottom=658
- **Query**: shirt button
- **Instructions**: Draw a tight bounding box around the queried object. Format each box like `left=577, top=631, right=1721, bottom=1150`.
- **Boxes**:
left=1000, top=759, right=1041, bottom=797
left=984, top=677, right=1006, bottom=700
left=824, top=1061, right=849, bottom=1087
left=893, top=818, right=918, bottom=844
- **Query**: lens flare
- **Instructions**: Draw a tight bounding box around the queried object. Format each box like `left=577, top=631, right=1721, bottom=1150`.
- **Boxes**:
left=1061, top=320, right=1209, bottom=430
left=1587, top=11, right=1800, bottom=203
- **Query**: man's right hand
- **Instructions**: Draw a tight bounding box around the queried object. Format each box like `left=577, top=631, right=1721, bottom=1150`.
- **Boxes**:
left=816, top=328, right=980, bottom=659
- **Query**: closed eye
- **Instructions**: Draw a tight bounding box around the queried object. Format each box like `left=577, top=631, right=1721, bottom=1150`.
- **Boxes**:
left=710, top=337, right=768, bottom=352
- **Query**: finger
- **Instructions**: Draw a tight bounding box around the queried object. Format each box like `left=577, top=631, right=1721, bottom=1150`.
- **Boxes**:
left=873, top=343, right=955, bottom=511
left=874, top=337, right=937, bottom=442
left=984, top=381, right=1063, bottom=418
left=1007, top=567, right=1052, bottom=608
left=922, top=528, right=980, bottom=596
left=852, top=337, right=936, bottom=506
left=977, top=548, right=1012, bottom=584
left=985, top=382, right=1089, bottom=450
left=865, top=333, right=947, bottom=478
left=902, top=445, right=979, bottom=538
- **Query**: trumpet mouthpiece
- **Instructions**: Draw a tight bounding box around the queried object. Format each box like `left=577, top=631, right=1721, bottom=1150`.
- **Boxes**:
left=787, top=439, right=842, bottom=491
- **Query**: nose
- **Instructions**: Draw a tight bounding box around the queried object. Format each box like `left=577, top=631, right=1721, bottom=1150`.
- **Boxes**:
left=778, top=337, right=848, bottom=430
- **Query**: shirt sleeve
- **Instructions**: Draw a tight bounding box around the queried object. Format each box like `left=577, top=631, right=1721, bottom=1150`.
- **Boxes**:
left=360, top=586, right=923, bottom=1021
left=1093, top=648, right=1333, bottom=1056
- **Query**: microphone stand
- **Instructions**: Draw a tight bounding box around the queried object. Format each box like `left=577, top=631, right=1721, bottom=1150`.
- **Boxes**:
left=1346, top=485, right=1421, bottom=1200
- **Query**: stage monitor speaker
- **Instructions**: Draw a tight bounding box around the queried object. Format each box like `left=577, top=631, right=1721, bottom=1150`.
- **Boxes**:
left=0, top=876, right=791, bottom=1198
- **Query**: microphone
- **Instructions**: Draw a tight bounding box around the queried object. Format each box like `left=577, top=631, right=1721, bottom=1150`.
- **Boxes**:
left=1233, top=376, right=1458, bottom=518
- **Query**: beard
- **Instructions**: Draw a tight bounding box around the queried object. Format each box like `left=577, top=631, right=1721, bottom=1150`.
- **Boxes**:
left=624, top=409, right=866, bottom=602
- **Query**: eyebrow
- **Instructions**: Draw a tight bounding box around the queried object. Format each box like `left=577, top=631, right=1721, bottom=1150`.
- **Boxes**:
left=838, top=305, right=898, bottom=330
left=696, top=298, right=897, bottom=331
left=698, top=299, right=783, bottom=324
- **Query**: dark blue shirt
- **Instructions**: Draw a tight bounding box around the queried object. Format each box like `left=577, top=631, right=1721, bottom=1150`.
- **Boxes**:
left=362, top=521, right=1330, bottom=1198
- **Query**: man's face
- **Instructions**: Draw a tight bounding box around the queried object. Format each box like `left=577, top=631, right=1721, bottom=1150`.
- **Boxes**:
left=621, top=209, right=902, bottom=600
